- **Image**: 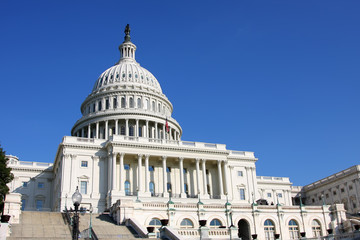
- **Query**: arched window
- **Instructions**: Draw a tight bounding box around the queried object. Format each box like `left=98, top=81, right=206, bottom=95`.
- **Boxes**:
left=120, top=126, right=125, bottom=135
left=125, top=181, right=131, bottom=196
left=311, top=220, right=321, bottom=237
left=158, top=103, right=161, bottom=112
left=149, top=218, right=162, bottom=238
left=152, top=101, right=155, bottom=111
left=146, top=99, right=150, bottom=110
left=149, top=182, right=155, bottom=196
left=129, top=98, right=134, bottom=108
left=129, top=126, right=134, bottom=136
left=289, top=220, right=299, bottom=239
left=210, top=219, right=222, bottom=228
left=264, top=219, right=275, bottom=240
left=121, top=97, right=126, bottom=108
left=137, top=98, right=142, bottom=108
left=180, top=219, right=194, bottom=229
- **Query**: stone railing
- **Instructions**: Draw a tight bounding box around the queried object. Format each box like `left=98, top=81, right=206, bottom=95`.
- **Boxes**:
left=256, top=176, right=291, bottom=183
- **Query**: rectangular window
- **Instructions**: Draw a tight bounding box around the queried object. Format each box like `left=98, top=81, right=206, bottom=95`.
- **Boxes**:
left=21, top=199, right=26, bottom=210
left=81, top=161, right=88, bottom=167
left=267, top=193, right=272, bottom=198
left=312, top=198, right=315, bottom=203
left=106, top=99, right=110, bottom=109
left=113, top=98, right=117, bottom=108
left=38, top=182, right=44, bottom=188
left=98, top=101, right=102, bottom=111
left=80, top=181, right=87, bottom=194
left=238, top=171, right=243, bottom=177
left=139, top=127, right=142, bottom=137
left=333, top=191, right=337, bottom=195
left=92, top=103, right=95, bottom=112
left=149, top=166, right=154, bottom=171
left=36, top=200, right=43, bottom=210
left=349, top=185, right=353, bottom=190
left=240, top=189, right=245, bottom=200
left=183, top=168, right=187, bottom=174
left=341, top=188, right=345, bottom=193
left=124, top=164, right=130, bottom=170
left=22, top=182, right=28, bottom=187
left=278, top=193, right=283, bottom=198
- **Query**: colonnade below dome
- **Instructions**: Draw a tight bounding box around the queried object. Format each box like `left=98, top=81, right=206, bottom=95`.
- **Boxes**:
left=73, top=118, right=181, bottom=141
left=107, top=153, right=232, bottom=200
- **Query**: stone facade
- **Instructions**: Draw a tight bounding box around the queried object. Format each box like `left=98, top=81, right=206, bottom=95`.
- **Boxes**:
left=5, top=26, right=355, bottom=239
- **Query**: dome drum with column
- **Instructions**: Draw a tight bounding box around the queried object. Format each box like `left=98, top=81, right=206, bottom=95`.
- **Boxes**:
left=71, top=25, right=182, bottom=141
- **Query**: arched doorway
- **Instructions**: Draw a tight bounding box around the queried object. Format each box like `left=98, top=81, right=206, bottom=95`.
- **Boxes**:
left=238, top=219, right=251, bottom=240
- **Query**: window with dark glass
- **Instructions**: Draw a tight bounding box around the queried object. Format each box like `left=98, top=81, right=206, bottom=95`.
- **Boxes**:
left=149, top=166, right=154, bottom=171
left=129, top=126, right=134, bottom=136
left=106, top=99, right=110, bottom=109
left=113, top=97, right=117, bottom=108
left=120, top=126, right=125, bottom=135
left=125, top=181, right=131, bottom=195
left=166, top=167, right=171, bottom=173
left=98, top=101, right=102, bottom=111
left=124, top=164, right=130, bottom=170
left=81, top=161, right=88, bottom=167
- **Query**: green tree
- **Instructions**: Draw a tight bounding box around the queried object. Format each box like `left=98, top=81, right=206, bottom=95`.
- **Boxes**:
left=0, top=144, right=14, bottom=214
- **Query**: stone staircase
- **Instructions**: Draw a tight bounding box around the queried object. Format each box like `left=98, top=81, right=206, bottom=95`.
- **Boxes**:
left=7, top=211, right=141, bottom=239
left=78, top=212, right=140, bottom=239
left=7, top=211, right=72, bottom=239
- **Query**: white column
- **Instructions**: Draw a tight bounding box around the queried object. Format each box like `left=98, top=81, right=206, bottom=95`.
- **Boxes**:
left=162, top=156, right=167, bottom=197
left=145, top=155, right=150, bottom=193
left=136, top=119, right=139, bottom=137
left=145, top=121, right=149, bottom=138
left=96, top=122, right=99, bottom=139
left=125, top=119, right=129, bottom=136
left=91, top=156, right=99, bottom=197
left=223, top=160, right=230, bottom=197
left=155, top=123, right=158, bottom=139
left=217, top=160, right=224, bottom=197
left=112, top=153, right=116, bottom=191
left=119, top=153, right=124, bottom=192
left=196, top=158, right=201, bottom=195
left=105, top=120, right=109, bottom=139
left=179, top=157, right=186, bottom=198
left=87, top=124, right=91, bottom=138
left=108, top=152, right=112, bottom=192
left=138, top=154, right=143, bottom=192
left=162, top=124, right=165, bottom=140
left=202, top=159, right=208, bottom=195
left=115, top=120, right=118, bottom=135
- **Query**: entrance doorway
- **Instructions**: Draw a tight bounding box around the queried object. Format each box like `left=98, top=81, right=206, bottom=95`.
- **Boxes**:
left=238, top=219, right=251, bottom=240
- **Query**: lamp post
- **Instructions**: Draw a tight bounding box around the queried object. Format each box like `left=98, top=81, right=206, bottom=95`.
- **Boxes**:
left=72, top=186, right=82, bottom=240
left=89, top=203, right=93, bottom=239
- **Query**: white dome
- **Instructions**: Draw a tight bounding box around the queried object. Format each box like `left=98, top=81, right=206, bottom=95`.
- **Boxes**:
left=92, top=59, right=162, bottom=94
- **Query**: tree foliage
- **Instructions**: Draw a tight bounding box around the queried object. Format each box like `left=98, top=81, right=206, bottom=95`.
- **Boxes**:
left=0, top=144, right=14, bottom=205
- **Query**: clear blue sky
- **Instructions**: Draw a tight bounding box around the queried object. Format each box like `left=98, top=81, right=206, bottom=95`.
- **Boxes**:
left=1, top=1, right=359, bottom=186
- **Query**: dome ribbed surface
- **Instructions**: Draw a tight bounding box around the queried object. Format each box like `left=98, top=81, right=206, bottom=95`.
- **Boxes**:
left=92, top=59, right=162, bottom=94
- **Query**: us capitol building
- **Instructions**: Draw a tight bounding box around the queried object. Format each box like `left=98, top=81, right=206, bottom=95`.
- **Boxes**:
left=5, top=25, right=356, bottom=239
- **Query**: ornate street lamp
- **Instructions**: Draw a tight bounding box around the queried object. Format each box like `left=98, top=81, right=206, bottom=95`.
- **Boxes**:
left=72, top=186, right=82, bottom=240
